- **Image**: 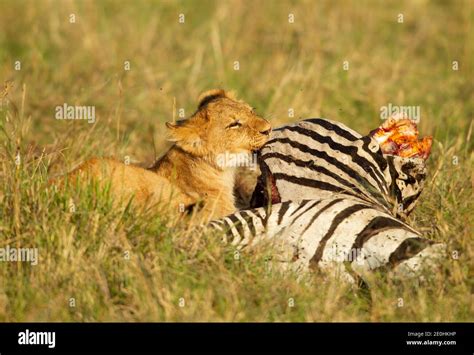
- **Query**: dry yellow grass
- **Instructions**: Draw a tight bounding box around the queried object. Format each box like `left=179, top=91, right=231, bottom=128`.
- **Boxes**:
left=0, top=0, right=472, bottom=321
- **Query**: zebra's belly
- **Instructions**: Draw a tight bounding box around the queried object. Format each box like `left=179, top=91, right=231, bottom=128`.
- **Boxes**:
left=209, top=197, right=446, bottom=284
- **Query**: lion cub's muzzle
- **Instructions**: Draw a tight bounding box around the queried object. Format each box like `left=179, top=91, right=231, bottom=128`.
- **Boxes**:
left=257, top=119, right=272, bottom=136
left=251, top=120, right=272, bottom=150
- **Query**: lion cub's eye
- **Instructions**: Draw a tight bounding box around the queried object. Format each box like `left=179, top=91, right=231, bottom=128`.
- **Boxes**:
left=227, top=120, right=242, bottom=129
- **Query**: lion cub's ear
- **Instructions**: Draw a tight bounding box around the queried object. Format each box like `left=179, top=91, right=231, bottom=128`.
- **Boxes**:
left=166, top=121, right=205, bottom=155
left=197, top=89, right=237, bottom=109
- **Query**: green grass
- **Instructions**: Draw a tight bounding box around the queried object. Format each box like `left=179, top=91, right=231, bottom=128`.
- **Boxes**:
left=0, top=0, right=472, bottom=321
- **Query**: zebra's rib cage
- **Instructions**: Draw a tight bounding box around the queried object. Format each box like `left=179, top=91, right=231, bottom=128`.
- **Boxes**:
left=251, top=118, right=428, bottom=219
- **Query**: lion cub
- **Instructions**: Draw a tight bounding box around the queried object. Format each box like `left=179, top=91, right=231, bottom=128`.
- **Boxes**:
left=57, top=89, right=271, bottom=221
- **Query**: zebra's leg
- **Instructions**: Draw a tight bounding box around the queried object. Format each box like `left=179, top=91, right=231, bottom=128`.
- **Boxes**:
left=350, top=232, right=447, bottom=282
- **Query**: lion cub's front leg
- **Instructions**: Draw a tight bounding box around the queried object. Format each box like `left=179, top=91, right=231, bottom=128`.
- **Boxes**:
left=193, top=193, right=237, bottom=224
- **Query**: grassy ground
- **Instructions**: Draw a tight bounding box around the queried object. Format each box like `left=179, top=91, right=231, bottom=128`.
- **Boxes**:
left=0, top=0, right=472, bottom=321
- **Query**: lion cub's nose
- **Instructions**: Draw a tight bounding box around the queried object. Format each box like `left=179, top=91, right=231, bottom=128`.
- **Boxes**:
left=259, top=120, right=272, bottom=136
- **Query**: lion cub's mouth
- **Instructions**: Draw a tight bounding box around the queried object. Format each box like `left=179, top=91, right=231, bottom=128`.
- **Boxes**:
left=252, top=132, right=272, bottom=151
left=255, top=139, right=269, bottom=149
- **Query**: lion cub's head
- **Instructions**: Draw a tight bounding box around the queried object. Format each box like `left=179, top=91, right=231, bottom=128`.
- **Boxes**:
left=166, top=89, right=271, bottom=160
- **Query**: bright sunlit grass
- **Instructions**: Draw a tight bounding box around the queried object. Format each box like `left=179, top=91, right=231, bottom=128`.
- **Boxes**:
left=0, top=0, right=472, bottom=321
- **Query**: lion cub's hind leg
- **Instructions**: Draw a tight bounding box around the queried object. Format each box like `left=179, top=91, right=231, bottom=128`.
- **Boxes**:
left=51, top=158, right=187, bottom=213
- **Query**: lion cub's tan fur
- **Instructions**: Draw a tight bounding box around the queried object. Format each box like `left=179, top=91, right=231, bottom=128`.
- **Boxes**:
left=57, top=89, right=271, bottom=221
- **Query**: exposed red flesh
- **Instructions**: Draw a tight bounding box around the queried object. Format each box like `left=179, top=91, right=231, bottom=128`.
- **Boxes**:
left=370, top=118, right=432, bottom=160
left=268, top=171, right=281, bottom=204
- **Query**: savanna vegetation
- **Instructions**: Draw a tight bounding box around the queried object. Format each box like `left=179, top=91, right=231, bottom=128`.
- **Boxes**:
left=0, top=0, right=472, bottom=321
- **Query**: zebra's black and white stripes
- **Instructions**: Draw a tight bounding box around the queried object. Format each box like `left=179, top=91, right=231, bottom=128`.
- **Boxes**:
left=209, top=197, right=444, bottom=283
left=206, top=118, right=444, bottom=284
left=251, top=118, right=428, bottom=219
